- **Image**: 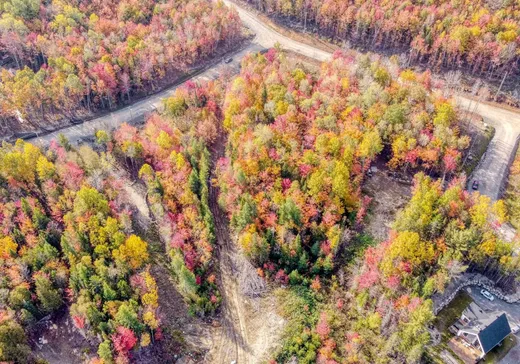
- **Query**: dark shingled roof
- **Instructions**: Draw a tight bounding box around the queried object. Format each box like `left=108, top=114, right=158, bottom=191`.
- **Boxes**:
left=478, top=313, right=511, bottom=354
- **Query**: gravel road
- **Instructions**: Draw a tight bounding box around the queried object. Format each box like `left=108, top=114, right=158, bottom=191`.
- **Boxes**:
left=28, top=1, right=520, bottom=201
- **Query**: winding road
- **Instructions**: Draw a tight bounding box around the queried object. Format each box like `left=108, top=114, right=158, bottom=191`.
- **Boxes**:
left=223, top=0, right=520, bottom=201
left=22, top=1, right=520, bottom=363
left=29, top=0, right=520, bottom=201
left=455, top=96, right=520, bottom=200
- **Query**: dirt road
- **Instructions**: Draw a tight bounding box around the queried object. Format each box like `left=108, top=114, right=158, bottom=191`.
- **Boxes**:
left=205, top=134, right=286, bottom=364
left=207, top=136, right=250, bottom=364
left=222, top=0, right=520, bottom=201
left=27, top=0, right=520, bottom=201
left=455, top=96, right=520, bottom=200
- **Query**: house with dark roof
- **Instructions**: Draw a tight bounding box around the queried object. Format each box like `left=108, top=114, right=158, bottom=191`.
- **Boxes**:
left=450, top=302, right=512, bottom=362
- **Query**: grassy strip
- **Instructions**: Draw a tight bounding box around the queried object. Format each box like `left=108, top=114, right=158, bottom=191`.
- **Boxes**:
left=483, top=334, right=517, bottom=363
left=433, top=291, right=473, bottom=334
left=505, top=143, right=520, bottom=228
left=463, top=124, right=495, bottom=177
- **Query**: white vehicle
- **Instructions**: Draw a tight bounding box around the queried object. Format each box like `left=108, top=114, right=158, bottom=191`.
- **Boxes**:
left=480, top=289, right=495, bottom=301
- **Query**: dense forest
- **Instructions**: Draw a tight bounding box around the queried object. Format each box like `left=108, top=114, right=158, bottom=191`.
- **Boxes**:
left=281, top=174, right=517, bottom=364
left=0, top=140, right=157, bottom=363
left=0, top=77, right=226, bottom=363
left=2, top=42, right=520, bottom=362
left=216, top=48, right=469, bottom=280
left=105, top=48, right=517, bottom=363
left=112, top=80, right=224, bottom=315
left=243, top=0, right=520, bottom=80
left=0, top=0, right=242, bottom=132
left=1, top=0, right=519, bottom=363
left=209, top=49, right=520, bottom=362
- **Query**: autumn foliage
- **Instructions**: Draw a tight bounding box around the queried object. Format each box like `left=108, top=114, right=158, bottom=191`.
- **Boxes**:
left=2, top=44, right=519, bottom=362
left=0, top=140, right=159, bottom=362
left=113, top=80, right=223, bottom=314
left=0, top=0, right=242, bottom=130
left=216, top=48, right=468, bottom=281
left=246, top=0, right=519, bottom=76
left=286, top=174, right=518, bottom=363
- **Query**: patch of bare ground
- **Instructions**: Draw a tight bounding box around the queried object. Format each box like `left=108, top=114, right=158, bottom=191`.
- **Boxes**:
left=362, top=111, right=491, bottom=242
left=122, top=181, right=151, bottom=227
left=207, top=238, right=286, bottom=364
left=29, top=308, right=97, bottom=363
left=241, top=292, right=286, bottom=362
left=363, top=162, right=412, bottom=242
left=134, top=261, right=215, bottom=364
left=285, top=50, right=321, bottom=70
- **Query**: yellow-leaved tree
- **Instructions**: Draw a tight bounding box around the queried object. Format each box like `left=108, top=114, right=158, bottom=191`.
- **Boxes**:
left=113, top=235, right=149, bottom=269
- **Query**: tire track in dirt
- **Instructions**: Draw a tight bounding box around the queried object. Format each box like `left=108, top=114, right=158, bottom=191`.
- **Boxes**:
left=207, top=135, right=250, bottom=364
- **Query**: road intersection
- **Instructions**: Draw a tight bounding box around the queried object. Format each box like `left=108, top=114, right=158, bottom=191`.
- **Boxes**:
left=24, top=2, right=520, bottom=362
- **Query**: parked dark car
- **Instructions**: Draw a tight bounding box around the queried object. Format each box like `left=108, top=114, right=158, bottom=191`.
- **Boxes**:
left=472, top=180, right=479, bottom=190
left=224, top=57, right=233, bottom=64
left=70, top=117, right=84, bottom=125
left=12, top=132, right=37, bottom=141
left=77, top=136, right=95, bottom=144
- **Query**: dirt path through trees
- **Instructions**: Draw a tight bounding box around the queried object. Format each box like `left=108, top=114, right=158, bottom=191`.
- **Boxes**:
left=205, top=134, right=286, bottom=363
left=113, top=140, right=284, bottom=363
left=206, top=135, right=250, bottom=363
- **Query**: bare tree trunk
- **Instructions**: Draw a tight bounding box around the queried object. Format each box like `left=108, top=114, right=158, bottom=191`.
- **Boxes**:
left=86, top=81, right=92, bottom=113
left=13, top=52, right=21, bottom=69
left=304, top=8, right=307, bottom=32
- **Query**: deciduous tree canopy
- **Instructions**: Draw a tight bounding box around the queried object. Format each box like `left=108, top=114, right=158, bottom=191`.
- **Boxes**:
left=217, top=49, right=469, bottom=282
left=284, top=174, right=519, bottom=364
left=246, top=0, right=520, bottom=77
left=0, top=0, right=242, bottom=129
left=0, top=139, right=158, bottom=362
left=113, top=80, right=223, bottom=315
